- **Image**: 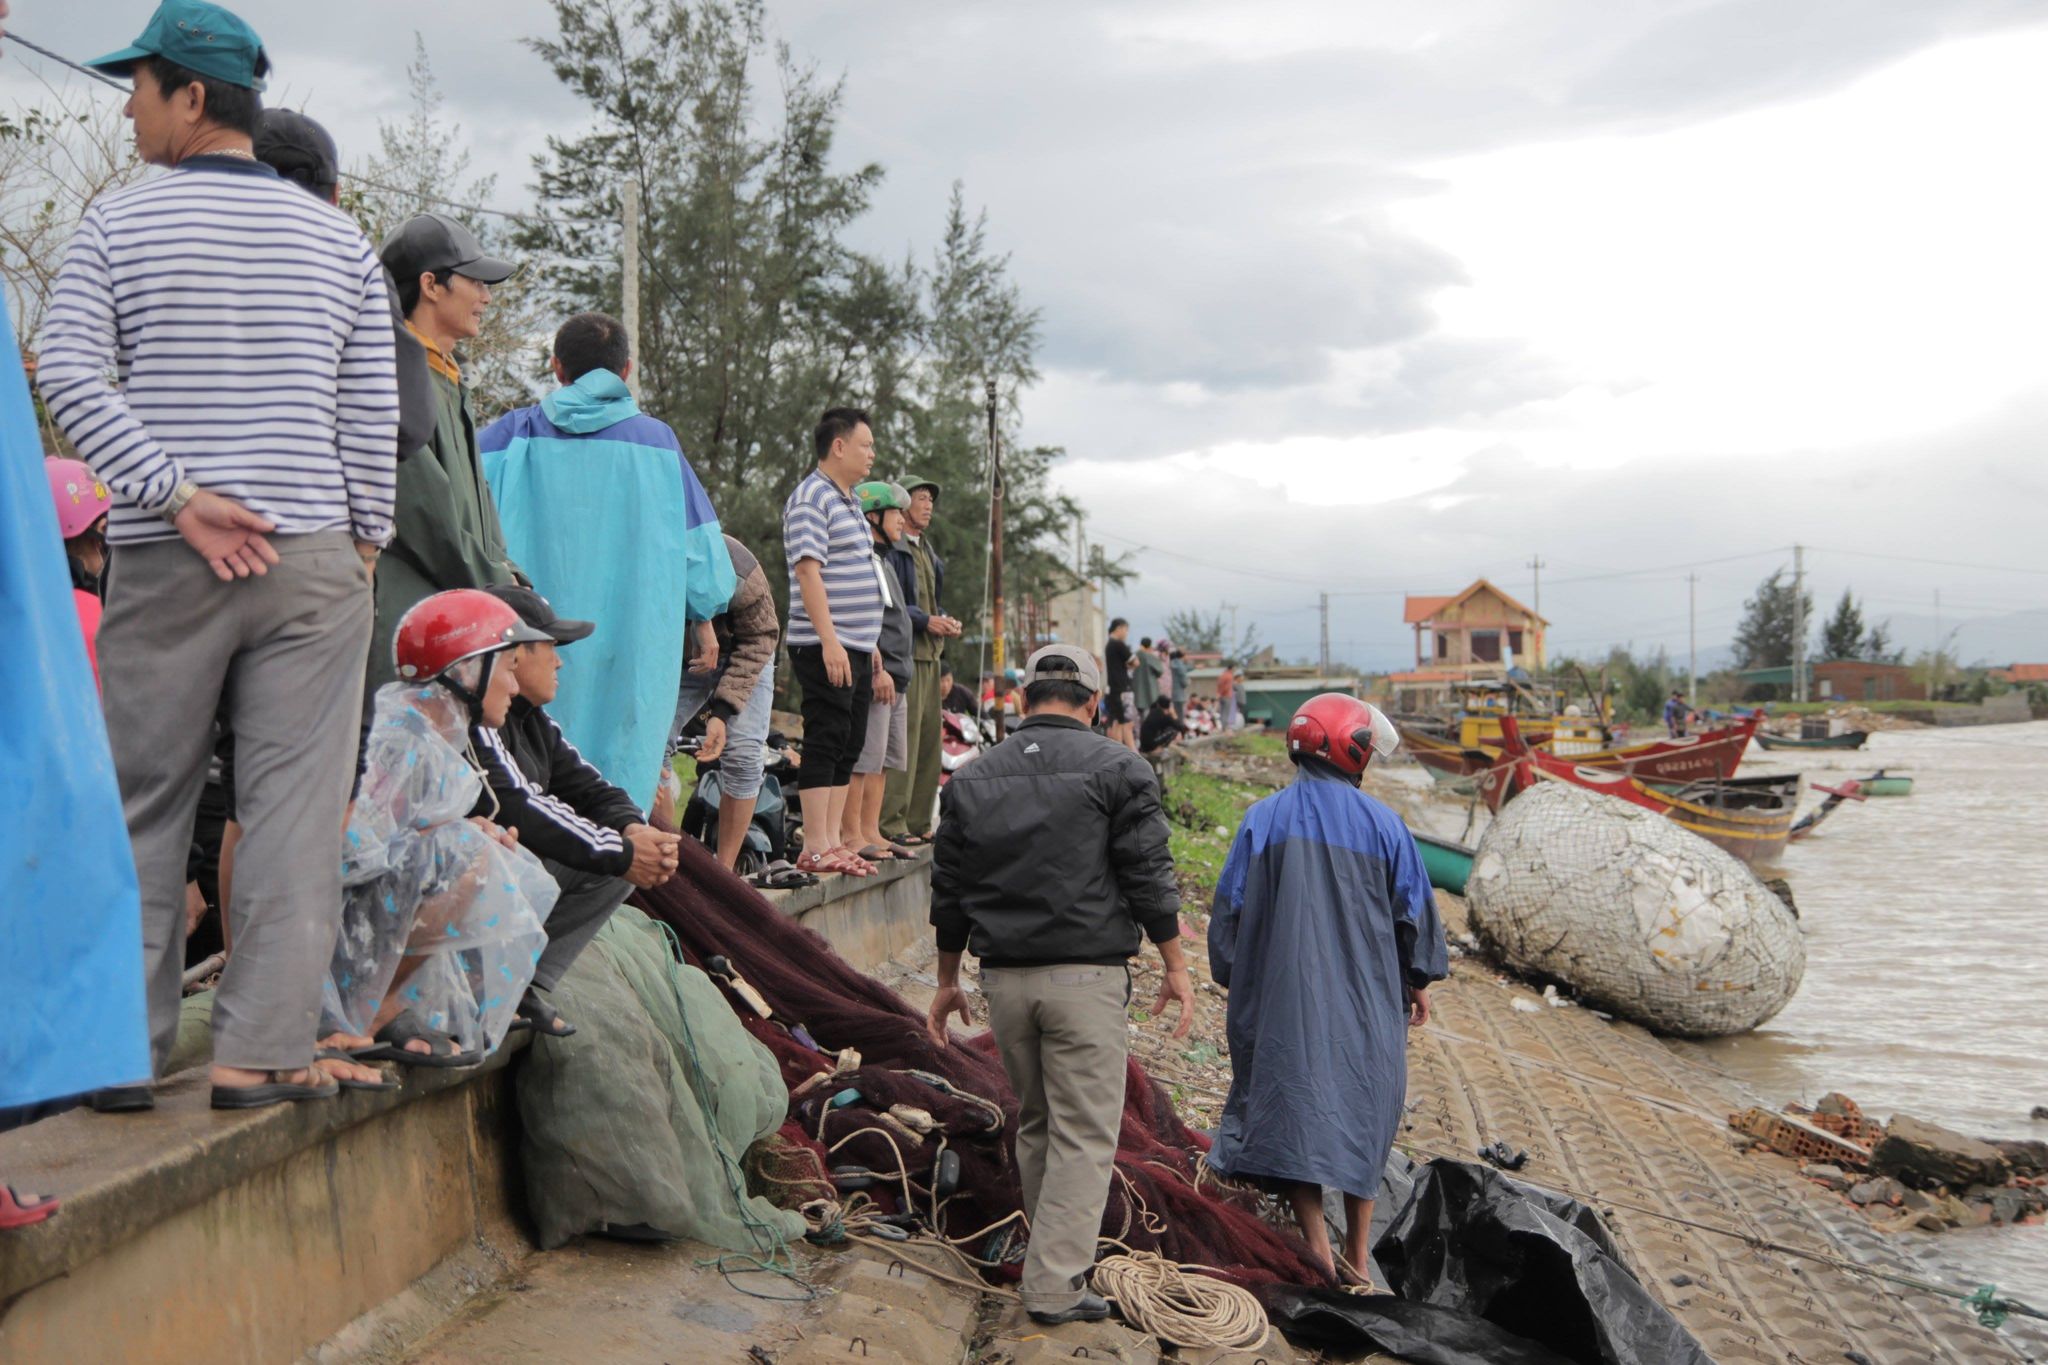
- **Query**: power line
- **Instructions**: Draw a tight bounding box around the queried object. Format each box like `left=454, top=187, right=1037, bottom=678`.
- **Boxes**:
left=7, top=32, right=126, bottom=90
left=1808, top=546, right=2048, bottom=579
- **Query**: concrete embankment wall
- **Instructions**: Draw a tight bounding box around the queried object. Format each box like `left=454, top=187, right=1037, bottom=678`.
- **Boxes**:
left=0, top=858, right=935, bottom=1365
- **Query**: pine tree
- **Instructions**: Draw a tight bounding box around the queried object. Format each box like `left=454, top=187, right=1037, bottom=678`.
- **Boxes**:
left=1820, top=590, right=1866, bottom=661
left=1733, top=569, right=1812, bottom=669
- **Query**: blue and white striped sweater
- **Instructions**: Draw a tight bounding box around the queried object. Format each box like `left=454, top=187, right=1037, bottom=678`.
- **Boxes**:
left=37, top=158, right=398, bottom=547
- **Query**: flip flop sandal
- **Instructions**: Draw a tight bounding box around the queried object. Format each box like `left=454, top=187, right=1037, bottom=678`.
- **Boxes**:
left=356, top=1009, right=483, bottom=1068
left=211, top=1069, right=341, bottom=1110
left=315, top=1048, right=400, bottom=1093
left=831, top=847, right=879, bottom=877
left=0, top=1186, right=58, bottom=1229
left=749, top=862, right=820, bottom=890
left=858, top=845, right=910, bottom=863
left=895, top=833, right=935, bottom=846
left=511, top=988, right=577, bottom=1039
left=793, top=850, right=842, bottom=878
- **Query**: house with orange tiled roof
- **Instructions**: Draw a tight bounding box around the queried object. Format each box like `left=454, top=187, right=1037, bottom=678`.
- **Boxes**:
left=1403, top=578, right=1548, bottom=672
left=1988, top=662, right=2048, bottom=685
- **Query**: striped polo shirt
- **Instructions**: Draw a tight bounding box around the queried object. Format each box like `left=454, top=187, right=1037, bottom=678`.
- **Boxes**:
left=783, top=468, right=882, bottom=652
left=38, top=156, right=399, bottom=547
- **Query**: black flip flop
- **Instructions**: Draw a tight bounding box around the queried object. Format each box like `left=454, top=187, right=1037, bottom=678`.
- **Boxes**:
left=316, top=1047, right=400, bottom=1092
left=748, top=861, right=819, bottom=890
left=895, top=832, right=935, bottom=847
left=511, top=988, right=576, bottom=1039
left=355, top=1009, right=482, bottom=1068
left=210, top=1069, right=341, bottom=1110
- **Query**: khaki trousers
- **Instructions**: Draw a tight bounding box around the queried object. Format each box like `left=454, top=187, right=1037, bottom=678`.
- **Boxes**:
left=983, top=962, right=1131, bottom=1312
left=100, top=533, right=371, bottom=1075
left=881, top=656, right=942, bottom=837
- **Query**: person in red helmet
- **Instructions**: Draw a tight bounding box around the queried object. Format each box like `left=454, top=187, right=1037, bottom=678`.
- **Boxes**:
left=1205, top=692, right=1448, bottom=1289
left=45, top=458, right=113, bottom=686
left=319, top=589, right=561, bottom=1071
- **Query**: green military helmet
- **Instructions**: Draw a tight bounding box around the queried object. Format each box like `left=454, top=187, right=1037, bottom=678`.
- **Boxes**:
left=901, top=475, right=941, bottom=499
left=855, top=480, right=911, bottom=515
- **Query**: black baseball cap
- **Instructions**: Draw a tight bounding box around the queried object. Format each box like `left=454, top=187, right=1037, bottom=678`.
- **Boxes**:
left=483, top=585, right=593, bottom=645
left=254, top=109, right=338, bottom=191
left=379, top=212, right=516, bottom=289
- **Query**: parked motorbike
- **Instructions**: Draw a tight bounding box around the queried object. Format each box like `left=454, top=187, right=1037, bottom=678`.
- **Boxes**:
left=940, top=708, right=984, bottom=786
left=675, top=730, right=799, bottom=876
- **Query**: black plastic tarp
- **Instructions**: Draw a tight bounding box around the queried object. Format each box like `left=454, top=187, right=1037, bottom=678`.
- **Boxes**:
left=1261, top=1157, right=1710, bottom=1365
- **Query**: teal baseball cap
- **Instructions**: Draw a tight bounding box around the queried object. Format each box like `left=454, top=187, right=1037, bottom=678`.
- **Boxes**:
left=88, top=0, right=272, bottom=92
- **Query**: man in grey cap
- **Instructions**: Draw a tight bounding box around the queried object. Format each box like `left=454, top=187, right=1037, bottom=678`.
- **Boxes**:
left=926, top=644, right=1195, bottom=1325
left=367, top=212, right=523, bottom=694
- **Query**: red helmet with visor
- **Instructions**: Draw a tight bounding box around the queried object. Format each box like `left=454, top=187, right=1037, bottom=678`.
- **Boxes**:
left=1285, top=693, right=1399, bottom=776
left=394, top=589, right=551, bottom=684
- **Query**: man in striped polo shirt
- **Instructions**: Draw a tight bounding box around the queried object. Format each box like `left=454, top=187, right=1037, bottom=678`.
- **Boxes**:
left=39, top=0, right=398, bottom=1111
left=784, top=407, right=884, bottom=877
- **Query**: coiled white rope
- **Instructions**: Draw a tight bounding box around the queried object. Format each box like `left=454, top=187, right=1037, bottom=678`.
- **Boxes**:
left=1092, top=1251, right=1270, bottom=1350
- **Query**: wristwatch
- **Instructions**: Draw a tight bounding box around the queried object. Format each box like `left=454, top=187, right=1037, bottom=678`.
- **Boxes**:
left=161, top=479, right=200, bottom=523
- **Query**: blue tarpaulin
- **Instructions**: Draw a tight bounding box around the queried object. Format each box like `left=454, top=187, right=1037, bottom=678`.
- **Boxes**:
left=0, top=297, right=150, bottom=1108
left=481, top=369, right=734, bottom=812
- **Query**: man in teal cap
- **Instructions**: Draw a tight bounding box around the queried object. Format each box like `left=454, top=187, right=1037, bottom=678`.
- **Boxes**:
left=43, top=0, right=401, bottom=1111
left=88, top=0, right=271, bottom=163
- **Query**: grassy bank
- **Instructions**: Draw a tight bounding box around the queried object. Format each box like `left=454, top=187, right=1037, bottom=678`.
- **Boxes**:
left=1160, top=732, right=1288, bottom=910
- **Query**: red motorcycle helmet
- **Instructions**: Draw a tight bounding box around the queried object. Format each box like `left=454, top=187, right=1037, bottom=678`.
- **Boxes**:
left=394, top=589, right=551, bottom=684
left=1286, top=693, right=1400, bottom=776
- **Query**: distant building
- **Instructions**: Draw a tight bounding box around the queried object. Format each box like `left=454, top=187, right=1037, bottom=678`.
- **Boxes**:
left=1403, top=578, right=1548, bottom=672
left=1989, top=663, right=2048, bottom=686
left=1812, top=660, right=1924, bottom=703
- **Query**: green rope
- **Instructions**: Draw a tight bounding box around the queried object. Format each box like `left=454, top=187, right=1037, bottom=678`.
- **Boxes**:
left=649, top=920, right=814, bottom=1301
left=1968, top=1284, right=2010, bottom=1331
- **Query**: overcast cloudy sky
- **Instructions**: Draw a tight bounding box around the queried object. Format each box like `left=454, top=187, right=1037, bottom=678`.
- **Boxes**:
left=12, top=2, right=2048, bottom=668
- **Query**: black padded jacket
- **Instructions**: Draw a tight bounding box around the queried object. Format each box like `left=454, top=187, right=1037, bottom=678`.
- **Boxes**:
left=931, top=714, right=1180, bottom=967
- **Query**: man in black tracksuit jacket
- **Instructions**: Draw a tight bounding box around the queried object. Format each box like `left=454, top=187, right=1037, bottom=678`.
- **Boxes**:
left=925, top=645, right=1195, bottom=1325
left=472, top=587, right=681, bottom=1037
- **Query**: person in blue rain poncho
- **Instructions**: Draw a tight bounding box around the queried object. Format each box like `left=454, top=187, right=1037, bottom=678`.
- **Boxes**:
left=481, top=312, right=735, bottom=811
left=1206, top=694, right=1448, bottom=1288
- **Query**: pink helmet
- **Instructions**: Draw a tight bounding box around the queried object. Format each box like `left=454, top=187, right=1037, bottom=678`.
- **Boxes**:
left=46, top=459, right=111, bottom=540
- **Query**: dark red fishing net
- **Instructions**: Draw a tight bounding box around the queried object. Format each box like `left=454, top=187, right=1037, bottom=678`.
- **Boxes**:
left=630, top=836, right=1331, bottom=1288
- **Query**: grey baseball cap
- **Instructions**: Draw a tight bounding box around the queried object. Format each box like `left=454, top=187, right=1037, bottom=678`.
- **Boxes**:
left=379, top=212, right=515, bottom=289
left=1022, top=644, right=1103, bottom=693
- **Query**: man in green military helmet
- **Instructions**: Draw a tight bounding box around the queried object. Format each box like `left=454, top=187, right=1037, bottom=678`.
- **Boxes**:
left=882, top=476, right=959, bottom=843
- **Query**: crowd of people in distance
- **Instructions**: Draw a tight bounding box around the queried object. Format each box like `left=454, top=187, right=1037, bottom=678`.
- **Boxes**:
left=1099, top=618, right=1244, bottom=755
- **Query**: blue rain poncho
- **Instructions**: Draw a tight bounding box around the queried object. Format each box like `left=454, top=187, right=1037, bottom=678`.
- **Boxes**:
left=481, top=369, right=735, bottom=811
left=324, top=682, right=557, bottom=1054
left=1206, top=765, right=1449, bottom=1200
left=0, top=297, right=150, bottom=1109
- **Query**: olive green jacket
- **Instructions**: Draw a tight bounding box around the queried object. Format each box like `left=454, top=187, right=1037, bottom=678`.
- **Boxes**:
left=368, top=365, right=520, bottom=688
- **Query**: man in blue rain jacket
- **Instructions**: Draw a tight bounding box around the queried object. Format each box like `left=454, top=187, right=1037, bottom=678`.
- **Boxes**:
left=1207, top=693, right=1448, bottom=1289
left=481, top=312, right=735, bottom=812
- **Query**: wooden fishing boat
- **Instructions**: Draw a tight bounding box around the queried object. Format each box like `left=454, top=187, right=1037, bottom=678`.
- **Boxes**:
left=1754, top=729, right=1869, bottom=751
left=1412, top=831, right=1476, bottom=896
left=1859, top=769, right=1912, bottom=797
left=1552, top=712, right=1761, bottom=783
left=1398, top=725, right=1493, bottom=789
left=1789, top=779, right=1867, bottom=841
left=1481, top=726, right=1802, bottom=866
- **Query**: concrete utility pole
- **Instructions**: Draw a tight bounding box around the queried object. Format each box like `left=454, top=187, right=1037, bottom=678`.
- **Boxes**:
left=1932, top=588, right=1944, bottom=698
left=1318, top=592, right=1331, bottom=677
left=1688, top=572, right=1698, bottom=705
left=986, top=380, right=1006, bottom=741
left=1223, top=600, right=1240, bottom=658
left=620, top=181, right=641, bottom=394
left=1527, top=555, right=1546, bottom=620
left=1791, top=544, right=1807, bottom=703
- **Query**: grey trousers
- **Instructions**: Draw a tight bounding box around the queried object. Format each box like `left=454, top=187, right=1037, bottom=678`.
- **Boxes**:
left=983, top=962, right=1132, bottom=1312
left=99, top=533, right=371, bottom=1075
left=533, top=859, right=634, bottom=991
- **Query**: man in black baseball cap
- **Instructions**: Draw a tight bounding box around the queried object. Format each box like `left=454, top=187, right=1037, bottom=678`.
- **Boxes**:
left=463, top=583, right=678, bottom=1039
left=364, top=207, right=526, bottom=701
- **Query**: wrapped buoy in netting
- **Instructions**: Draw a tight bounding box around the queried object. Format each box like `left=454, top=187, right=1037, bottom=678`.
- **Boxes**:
left=1466, top=783, right=1805, bottom=1037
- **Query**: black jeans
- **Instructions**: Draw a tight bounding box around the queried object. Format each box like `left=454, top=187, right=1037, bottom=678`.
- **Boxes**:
left=789, top=643, right=873, bottom=789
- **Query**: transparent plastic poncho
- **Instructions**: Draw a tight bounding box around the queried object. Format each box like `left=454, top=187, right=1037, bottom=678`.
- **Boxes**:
left=324, top=679, right=558, bottom=1054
